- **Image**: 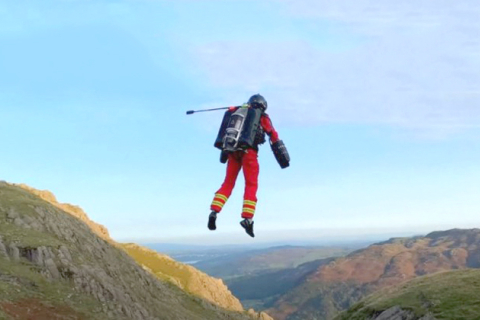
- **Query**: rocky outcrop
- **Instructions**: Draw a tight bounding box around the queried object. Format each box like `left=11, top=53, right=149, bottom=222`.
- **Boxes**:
left=15, top=183, right=111, bottom=241
left=370, top=307, right=437, bottom=320
left=247, top=308, right=275, bottom=320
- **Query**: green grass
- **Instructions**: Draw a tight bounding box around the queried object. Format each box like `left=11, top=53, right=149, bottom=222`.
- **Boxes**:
left=336, top=269, right=480, bottom=320
left=0, top=309, right=10, bottom=320
left=0, top=186, right=63, bottom=246
left=0, top=221, right=63, bottom=248
left=0, top=257, right=104, bottom=319
left=120, top=244, right=196, bottom=291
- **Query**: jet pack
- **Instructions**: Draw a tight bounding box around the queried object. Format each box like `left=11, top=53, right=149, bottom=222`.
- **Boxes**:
left=214, top=106, right=263, bottom=162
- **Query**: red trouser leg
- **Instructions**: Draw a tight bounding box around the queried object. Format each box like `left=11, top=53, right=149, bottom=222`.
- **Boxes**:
left=210, top=152, right=242, bottom=213
left=241, top=149, right=259, bottom=219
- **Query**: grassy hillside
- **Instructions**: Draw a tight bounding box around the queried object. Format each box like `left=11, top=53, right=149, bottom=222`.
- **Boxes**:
left=0, top=182, right=264, bottom=320
left=336, top=269, right=480, bottom=320
left=0, top=254, right=103, bottom=319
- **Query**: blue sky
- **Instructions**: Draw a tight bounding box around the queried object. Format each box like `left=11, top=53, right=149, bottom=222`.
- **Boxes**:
left=1, top=0, right=480, bottom=245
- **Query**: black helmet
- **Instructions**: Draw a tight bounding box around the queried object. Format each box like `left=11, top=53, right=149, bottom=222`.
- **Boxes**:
left=248, top=94, right=267, bottom=112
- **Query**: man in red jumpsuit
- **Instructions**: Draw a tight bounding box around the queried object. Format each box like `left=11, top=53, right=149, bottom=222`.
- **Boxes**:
left=208, top=94, right=280, bottom=237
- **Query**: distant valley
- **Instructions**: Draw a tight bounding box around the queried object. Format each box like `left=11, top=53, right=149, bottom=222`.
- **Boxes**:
left=156, top=226, right=480, bottom=320
left=175, top=245, right=355, bottom=279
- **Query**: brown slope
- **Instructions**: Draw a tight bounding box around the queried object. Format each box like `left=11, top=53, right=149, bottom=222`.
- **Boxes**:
left=266, top=229, right=480, bottom=320
left=121, top=243, right=244, bottom=312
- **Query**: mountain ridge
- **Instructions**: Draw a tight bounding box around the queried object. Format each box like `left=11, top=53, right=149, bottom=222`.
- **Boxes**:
left=255, top=227, right=480, bottom=320
left=0, top=181, right=272, bottom=320
left=15, top=183, right=111, bottom=241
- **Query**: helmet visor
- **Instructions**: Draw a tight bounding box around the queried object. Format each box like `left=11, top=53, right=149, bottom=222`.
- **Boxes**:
left=250, top=102, right=265, bottom=110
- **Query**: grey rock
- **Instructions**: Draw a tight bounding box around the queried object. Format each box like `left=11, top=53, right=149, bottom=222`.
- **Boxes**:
left=372, top=306, right=414, bottom=320
left=32, top=247, right=45, bottom=265
left=0, top=241, right=9, bottom=260
left=30, top=220, right=44, bottom=231
left=59, top=245, right=72, bottom=260
left=58, top=245, right=73, bottom=266
left=6, top=208, right=19, bottom=219
left=22, top=214, right=35, bottom=225
left=8, top=243, right=20, bottom=262
left=372, top=306, right=438, bottom=320
left=13, top=217, right=27, bottom=228
left=44, top=258, right=61, bottom=279
left=33, top=206, right=47, bottom=218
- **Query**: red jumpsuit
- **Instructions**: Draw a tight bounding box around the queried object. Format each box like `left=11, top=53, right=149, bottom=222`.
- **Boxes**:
left=210, top=112, right=279, bottom=219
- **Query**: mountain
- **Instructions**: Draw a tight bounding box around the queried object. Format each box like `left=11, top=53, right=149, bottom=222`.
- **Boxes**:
left=17, top=183, right=250, bottom=313
left=0, top=181, right=271, bottom=320
left=336, top=268, right=480, bottom=320
left=249, top=228, right=480, bottom=320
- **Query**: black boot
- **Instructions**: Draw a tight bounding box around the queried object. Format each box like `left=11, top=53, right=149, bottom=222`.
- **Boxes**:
left=208, top=211, right=217, bottom=230
left=240, top=219, right=254, bottom=238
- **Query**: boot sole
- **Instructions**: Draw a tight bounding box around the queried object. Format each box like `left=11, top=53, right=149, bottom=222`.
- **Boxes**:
left=240, top=221, right=255, bottom=238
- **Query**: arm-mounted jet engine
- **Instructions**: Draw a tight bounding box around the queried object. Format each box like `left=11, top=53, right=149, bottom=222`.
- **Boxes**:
left=270, top=140, right=290, bottom=168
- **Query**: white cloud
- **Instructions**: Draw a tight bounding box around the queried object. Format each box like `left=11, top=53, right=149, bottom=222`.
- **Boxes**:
left=193, top=1, right=480, bottom=131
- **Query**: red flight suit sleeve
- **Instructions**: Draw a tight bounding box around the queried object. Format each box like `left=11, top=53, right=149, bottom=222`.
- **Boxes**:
left=260, top=114, right=279, bottom=143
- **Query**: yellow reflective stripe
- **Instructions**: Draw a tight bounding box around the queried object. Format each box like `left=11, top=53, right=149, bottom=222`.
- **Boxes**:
left=215, top=194, right=228, bottom=201
left=212, top=201, right=224, bottom=208
left=243, top=200, right=256, bottom=206
left=243, top=208, right=256, bottom=214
